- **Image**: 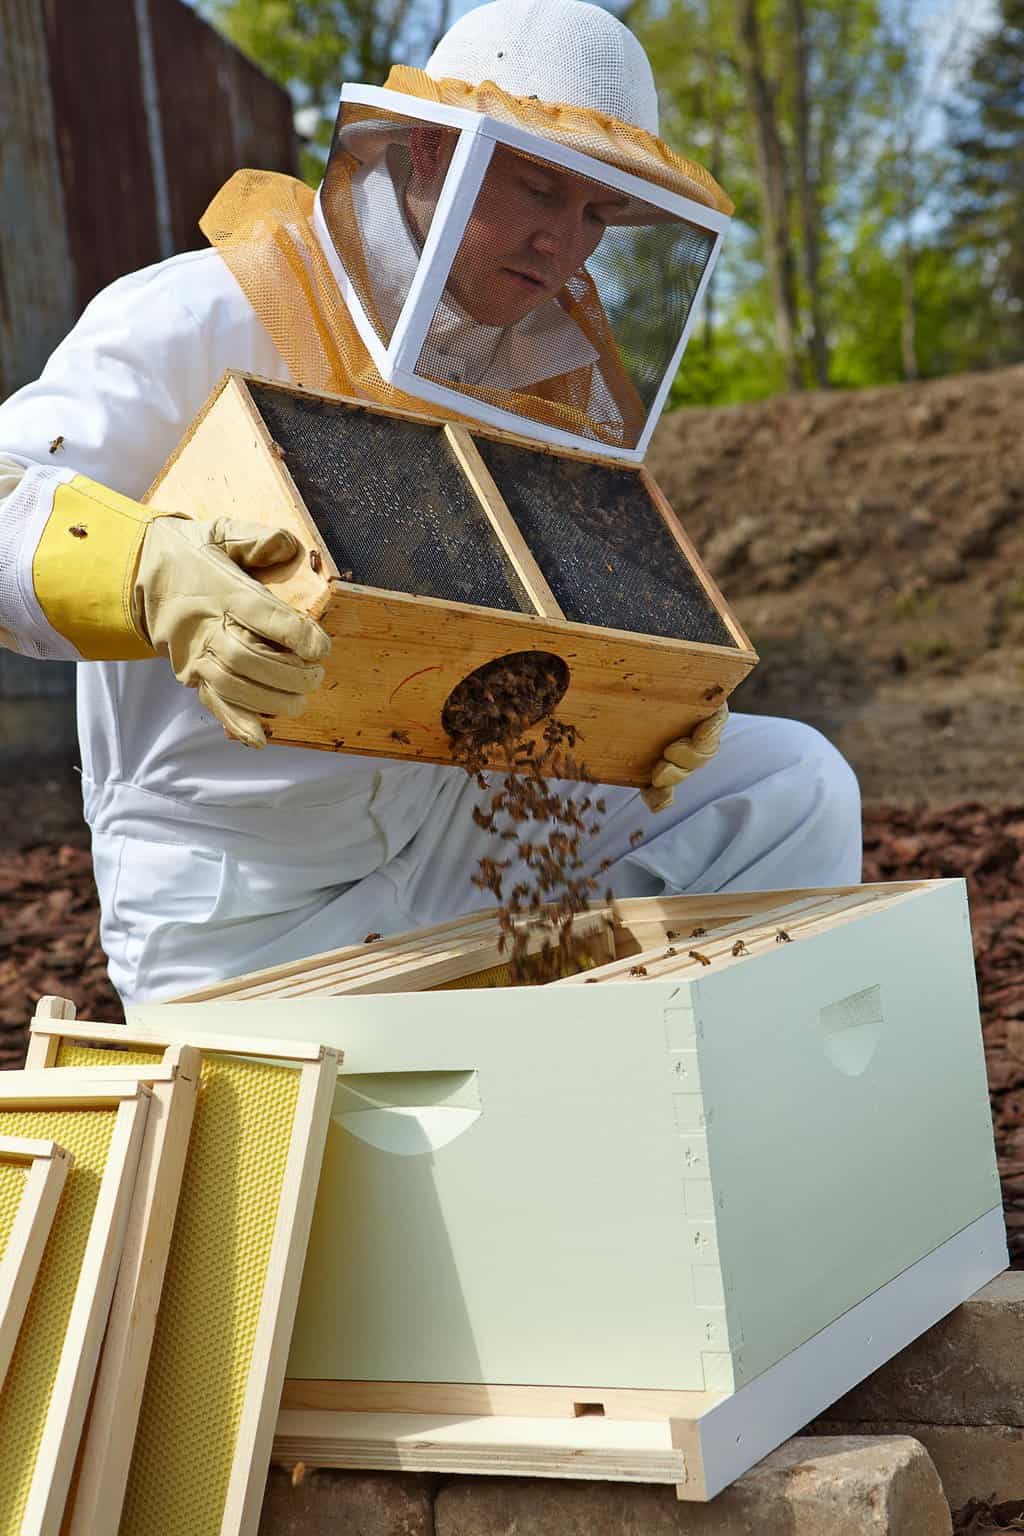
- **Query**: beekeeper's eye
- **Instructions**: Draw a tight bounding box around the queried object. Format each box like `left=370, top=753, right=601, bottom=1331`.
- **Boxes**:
left=520, top=173, right=558, bottom=205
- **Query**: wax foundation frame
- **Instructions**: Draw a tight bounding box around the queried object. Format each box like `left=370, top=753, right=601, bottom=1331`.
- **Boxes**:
left=322, top=83, right=731, bottom=462
left=0, top=1136, right=71, bottom=1395
left=145, top=371, right=756, bottom=786
left=23, top=1000, right=201, bottom=1536
left=138, top=879, right=1006, bottom=1500
left=0, top=1072, right=153, bottom=1536
left=25, top=1007, right=339, bottom=1536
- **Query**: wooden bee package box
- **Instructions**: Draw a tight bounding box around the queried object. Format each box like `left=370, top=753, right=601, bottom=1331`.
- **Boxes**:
left=145, top=372, right=756, bottom=786
left=139, top=879, right=1006, bottom=1498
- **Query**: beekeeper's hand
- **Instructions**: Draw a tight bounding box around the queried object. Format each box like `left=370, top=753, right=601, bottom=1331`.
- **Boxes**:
left=133, top=516, right=330, bottom=748
left=641, top=703, right=729, bottom=813
left=32, top=474, right=329, bottom=747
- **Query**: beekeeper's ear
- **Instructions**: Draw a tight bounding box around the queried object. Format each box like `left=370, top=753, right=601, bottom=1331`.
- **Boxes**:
left=409, top=124, right=454, bottom=182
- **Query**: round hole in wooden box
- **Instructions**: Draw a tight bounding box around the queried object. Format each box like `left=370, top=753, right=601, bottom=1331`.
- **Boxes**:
left=441, top=651, right=570, bottom=745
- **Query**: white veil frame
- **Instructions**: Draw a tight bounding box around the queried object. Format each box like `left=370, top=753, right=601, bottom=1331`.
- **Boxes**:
left=314, top=82, right=731, bottom=462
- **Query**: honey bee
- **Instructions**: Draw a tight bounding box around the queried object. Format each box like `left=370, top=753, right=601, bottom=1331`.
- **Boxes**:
left=68, top=524, right=88, bottom=539
left=688, top=949, right=711, bottom=966
left=308, top=549, right=322, bottom=573
left=629, top=964, right=648, bottom=977
left=49, top=435, right=64, bottom=454
left=270, top=440, right=286, bottom=459
left=663, top=946, right=678, bottom=958
left=704, top=683, right=724, bottom=701
left=775, top=929, right=792, bottom=944
left=363, top=932, right=382, bottom=944
left=731, top=940, right=749, bottom=957
left=690, top=926, right=707, bottom=938
left=390, top=729, right=412, bottom=745
left=339, top=569, right=354, bottom=582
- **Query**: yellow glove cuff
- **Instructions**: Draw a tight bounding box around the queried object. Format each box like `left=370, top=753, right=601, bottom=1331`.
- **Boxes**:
left=33, top=475, right=158, bottom=660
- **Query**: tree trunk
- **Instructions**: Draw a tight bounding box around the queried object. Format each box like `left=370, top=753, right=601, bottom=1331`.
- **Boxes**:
left=787, top=0, right=829, bottom=387
left=734, top=0, right=803, bottom=389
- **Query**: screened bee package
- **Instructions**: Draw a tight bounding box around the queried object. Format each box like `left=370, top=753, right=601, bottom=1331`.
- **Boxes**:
left=145, top=371, right=756, bottom=785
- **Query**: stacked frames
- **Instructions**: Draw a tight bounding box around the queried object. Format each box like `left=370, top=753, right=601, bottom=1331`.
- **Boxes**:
left=7, top=1001, right=338, bottom=1536
left=0, top=1010, right=197, bottom=1536
left=169, top=880, right=936, bottom=1003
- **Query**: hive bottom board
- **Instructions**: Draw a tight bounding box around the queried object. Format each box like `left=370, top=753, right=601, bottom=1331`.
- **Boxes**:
left=273, top=1206, right=1006, bottom=1501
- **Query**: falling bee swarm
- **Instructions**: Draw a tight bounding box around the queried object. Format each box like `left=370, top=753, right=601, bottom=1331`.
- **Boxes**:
left=443, top=651, right=630, bottom=985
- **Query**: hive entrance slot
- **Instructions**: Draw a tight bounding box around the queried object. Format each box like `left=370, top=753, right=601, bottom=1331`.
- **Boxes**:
left=573, top=1402, right=607, bottom=1418
left=441, top=651, right=570, bottom=747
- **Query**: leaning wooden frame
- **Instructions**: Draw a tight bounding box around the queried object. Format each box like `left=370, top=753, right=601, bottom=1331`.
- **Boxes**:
left=169, top=879, right=936, bottom=1002
left=144, top=371, right=757, bottom=786
left=0, top=1135, right=71, bottom=1396
left=25, top=1004, right=339, bottom=1536
left=0, top=1070, right=154, bottom=1536
left=138, top=878, right=1006, bottom=1502
left=22, top=999, right=200, bottom=1536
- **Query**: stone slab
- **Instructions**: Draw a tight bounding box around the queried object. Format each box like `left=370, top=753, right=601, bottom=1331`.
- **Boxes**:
left=814, top=1421, right=1024, bottom=1514
left=433, top=1436, right=951, bottom=1535
left=826, top=1271, right=1023, bottom=1426
left=259, top=1466, right=435, bottom=1535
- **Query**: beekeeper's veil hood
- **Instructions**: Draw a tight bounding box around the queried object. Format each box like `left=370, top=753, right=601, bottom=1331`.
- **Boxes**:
left=317, top=0, right=732, bottom=459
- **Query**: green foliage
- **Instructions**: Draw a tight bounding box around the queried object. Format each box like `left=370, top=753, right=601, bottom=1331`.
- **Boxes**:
left=198, top=0, right=1022, bottom=400
left=945, top=0, right=1024, bottom=361
left=199, top=0, right=444, bottom=180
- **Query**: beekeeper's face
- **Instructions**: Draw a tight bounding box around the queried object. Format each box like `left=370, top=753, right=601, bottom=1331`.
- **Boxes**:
left=408, top=128, right=627, bottom=327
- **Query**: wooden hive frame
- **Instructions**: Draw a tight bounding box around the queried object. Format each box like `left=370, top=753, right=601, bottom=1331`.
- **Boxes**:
left=167, top=879, right=939, bottom=1003
left=0, top=1071, right=156, bottom=1536
left=24, top=1006, right=339, bottom=1536
left=144, top=371, right=757, bottom=787
left=0, top=1136, right=71, bottom=1397
left=24, top=1000, right=201, bottom=1536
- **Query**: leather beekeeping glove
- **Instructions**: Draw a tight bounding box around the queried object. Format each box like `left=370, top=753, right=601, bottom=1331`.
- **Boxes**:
left=33, top=474, right=329, bottom=747
left=641, top=703, right=729, bottom=813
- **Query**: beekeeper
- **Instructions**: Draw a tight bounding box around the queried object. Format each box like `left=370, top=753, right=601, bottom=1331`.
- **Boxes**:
left=0, top=0, right=861, bottom=1004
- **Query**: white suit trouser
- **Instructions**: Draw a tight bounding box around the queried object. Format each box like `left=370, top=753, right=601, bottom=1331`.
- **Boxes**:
left=98, top=711, right=862, bottom=1004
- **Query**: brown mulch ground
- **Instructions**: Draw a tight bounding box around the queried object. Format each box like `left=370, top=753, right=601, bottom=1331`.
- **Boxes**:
left=2, top=803, right=1024, bottom=1268
left=954, top=1499, right=1024, bottom=1532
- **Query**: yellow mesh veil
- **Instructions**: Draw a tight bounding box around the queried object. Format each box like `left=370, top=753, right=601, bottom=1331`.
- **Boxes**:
left=201, top=69, right=729, bottom=450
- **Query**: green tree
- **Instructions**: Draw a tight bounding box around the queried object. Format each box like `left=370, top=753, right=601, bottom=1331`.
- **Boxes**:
left=199, top=0, right=447, bottom=182
left=945, top=0, right=1024, bottom=363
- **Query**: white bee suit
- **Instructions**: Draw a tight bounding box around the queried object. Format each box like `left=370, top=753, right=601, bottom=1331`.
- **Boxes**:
left=0, top=238, right=861, bottom=1004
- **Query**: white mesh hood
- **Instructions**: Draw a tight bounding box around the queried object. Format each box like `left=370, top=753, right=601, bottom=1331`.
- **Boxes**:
left=424, top=0, right=660, bottom=136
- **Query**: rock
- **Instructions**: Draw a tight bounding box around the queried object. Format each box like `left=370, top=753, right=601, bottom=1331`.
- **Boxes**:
left=433, top=1437, right=950, bottom=1535
left=259, top=1467, right=435, bottom=1535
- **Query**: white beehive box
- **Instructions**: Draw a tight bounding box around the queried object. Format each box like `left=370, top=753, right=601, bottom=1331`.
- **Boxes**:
left=132, top=879, right=1006, bottom=1498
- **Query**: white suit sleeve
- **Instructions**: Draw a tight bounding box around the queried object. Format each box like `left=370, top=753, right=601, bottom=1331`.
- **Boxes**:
left=0, top=249, right=245, bottom=660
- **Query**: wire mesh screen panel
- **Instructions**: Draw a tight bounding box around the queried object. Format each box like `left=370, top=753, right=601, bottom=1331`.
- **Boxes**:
left=248, top=383, right=533, bottom=611
left=475, top=438, right=737, bottom=647
left=321, top=101, right=453, bottom=347
left=412, top=145, right=718, bottom=451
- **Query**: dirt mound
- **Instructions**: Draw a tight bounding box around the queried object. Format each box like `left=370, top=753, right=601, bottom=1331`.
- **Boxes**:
left=648, top=364, right=1024, bottom=806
